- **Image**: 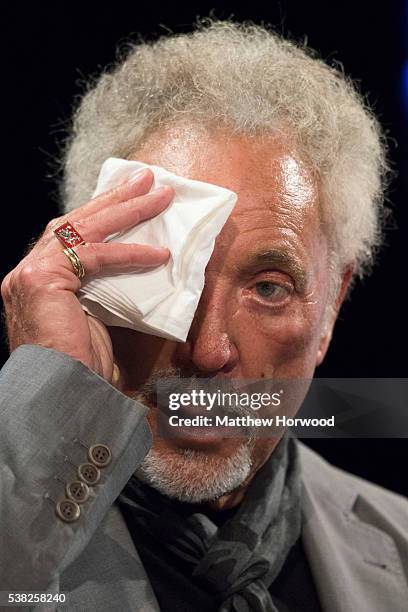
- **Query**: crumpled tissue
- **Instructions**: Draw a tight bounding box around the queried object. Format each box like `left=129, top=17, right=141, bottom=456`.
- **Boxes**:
left=79, top=157, right=238, bottom=341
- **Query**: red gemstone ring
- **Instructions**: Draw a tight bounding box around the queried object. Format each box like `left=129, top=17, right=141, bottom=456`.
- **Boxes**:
left=54, top=221, right=86, bottom=249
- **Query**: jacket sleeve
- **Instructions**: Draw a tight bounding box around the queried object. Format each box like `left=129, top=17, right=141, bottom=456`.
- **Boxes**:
left=0, top=344, right=152, bottom=592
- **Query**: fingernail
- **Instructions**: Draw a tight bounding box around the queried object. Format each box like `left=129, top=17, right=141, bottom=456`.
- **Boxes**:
left=128, top=168, right=149, bottom=184
left=152, top=246, right=170, bottom=254
left=149, top=186, right=168, bottom=195
left=111, top=362, right=121, bottom=386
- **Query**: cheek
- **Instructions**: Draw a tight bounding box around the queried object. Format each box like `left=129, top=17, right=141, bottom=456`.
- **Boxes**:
left=231, top=298, right=323, bottom=377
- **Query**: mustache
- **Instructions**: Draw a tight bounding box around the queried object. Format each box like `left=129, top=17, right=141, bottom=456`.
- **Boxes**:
left=130, top=367, right=255, bottom=418
left=130, top=365, right=194, bottom=401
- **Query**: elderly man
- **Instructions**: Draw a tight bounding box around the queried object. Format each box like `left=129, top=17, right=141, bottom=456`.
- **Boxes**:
left=1, top=19, right=407, bottom=612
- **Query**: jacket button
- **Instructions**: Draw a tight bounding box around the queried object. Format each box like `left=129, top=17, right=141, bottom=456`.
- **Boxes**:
left=78, top=463, right=101, bottom=485
left=56, top=499, right=81, bottom=522
left=66, top=480, right=90, bottom=503
left=88, top=443, right=112, bottom=468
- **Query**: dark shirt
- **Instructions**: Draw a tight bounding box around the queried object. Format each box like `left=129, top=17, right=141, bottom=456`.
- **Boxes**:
left=118, top=495, right=322, bottom=612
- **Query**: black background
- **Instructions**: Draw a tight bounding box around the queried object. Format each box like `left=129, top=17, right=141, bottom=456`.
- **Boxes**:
left=1, top=2, right=407, bottom=494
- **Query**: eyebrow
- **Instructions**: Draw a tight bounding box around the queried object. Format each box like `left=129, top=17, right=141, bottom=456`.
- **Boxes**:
left=233, top=249, right=308, bottom=292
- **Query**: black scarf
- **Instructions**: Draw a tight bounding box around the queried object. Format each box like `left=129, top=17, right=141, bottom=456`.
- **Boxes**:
left=118, top=433, right=301, bottom=611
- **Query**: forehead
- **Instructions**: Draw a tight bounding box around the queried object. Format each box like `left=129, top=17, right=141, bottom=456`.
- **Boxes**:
left=133, top=123, right=323, bottom=268
left=134, top=123, right=317, bottom=201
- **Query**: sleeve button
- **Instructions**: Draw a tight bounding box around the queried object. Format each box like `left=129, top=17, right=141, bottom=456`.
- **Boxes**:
left=66, top=480, right=90, bottom=503
left=56, top=499, right=81, bottom=522
left=88, top=443, right=112, bottom=468
left=78, top=463, right=101, bottom=485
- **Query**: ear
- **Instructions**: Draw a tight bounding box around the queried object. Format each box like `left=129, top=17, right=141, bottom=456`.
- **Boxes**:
left=315, top=264, right=354, bottom=366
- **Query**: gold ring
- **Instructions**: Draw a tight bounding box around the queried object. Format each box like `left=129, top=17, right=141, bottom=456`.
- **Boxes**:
left=63, top=247, right=85, bottom=279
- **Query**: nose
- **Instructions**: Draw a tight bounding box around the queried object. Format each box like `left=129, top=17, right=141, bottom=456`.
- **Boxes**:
left=174, top=284, right=239, bottom=374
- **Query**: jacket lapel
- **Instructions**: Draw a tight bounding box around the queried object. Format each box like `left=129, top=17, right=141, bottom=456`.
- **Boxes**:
left=300, top=444, right=408, bottom=612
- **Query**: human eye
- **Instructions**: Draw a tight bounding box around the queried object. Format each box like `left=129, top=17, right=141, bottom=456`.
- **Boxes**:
left=254, top=281, right=291, bottom=302
left=243, top=273, right=294, bottom=308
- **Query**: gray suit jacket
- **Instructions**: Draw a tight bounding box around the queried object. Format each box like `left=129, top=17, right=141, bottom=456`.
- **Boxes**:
left=1, top=345, right=407, bottom=611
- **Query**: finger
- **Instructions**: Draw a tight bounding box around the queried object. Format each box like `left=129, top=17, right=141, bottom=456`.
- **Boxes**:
left=10, top=244, right=171, bottom=301
left=69, top=167, right=155, bottom=219
left=41, top=184, right=174, bottom=257
left=69, top=242, right=171, bottom=277
left=72, top=185, right=175, bottom=243
left=33, top=167, right=155, bottom=253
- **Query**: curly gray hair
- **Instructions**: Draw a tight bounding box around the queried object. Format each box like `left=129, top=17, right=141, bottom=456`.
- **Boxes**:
left=60, top=18, right=392, bottom=281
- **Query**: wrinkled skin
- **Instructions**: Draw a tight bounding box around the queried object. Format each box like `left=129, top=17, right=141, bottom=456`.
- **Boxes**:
left=111, top=125, right=352, bottom=509
left=1, top=124, right=351, bottom=510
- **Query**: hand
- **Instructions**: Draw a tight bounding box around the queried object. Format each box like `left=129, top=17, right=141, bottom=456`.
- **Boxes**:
left=1, top=168, right=174, bottom=382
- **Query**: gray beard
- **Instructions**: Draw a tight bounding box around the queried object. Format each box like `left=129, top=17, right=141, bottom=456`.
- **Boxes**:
left=131, top=366, right=256, bottom=503
left=135, top=440, right=254, bottom=503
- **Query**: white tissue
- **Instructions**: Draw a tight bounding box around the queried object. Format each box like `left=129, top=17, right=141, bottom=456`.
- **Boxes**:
left=79, top=158, right=237, bottom=342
